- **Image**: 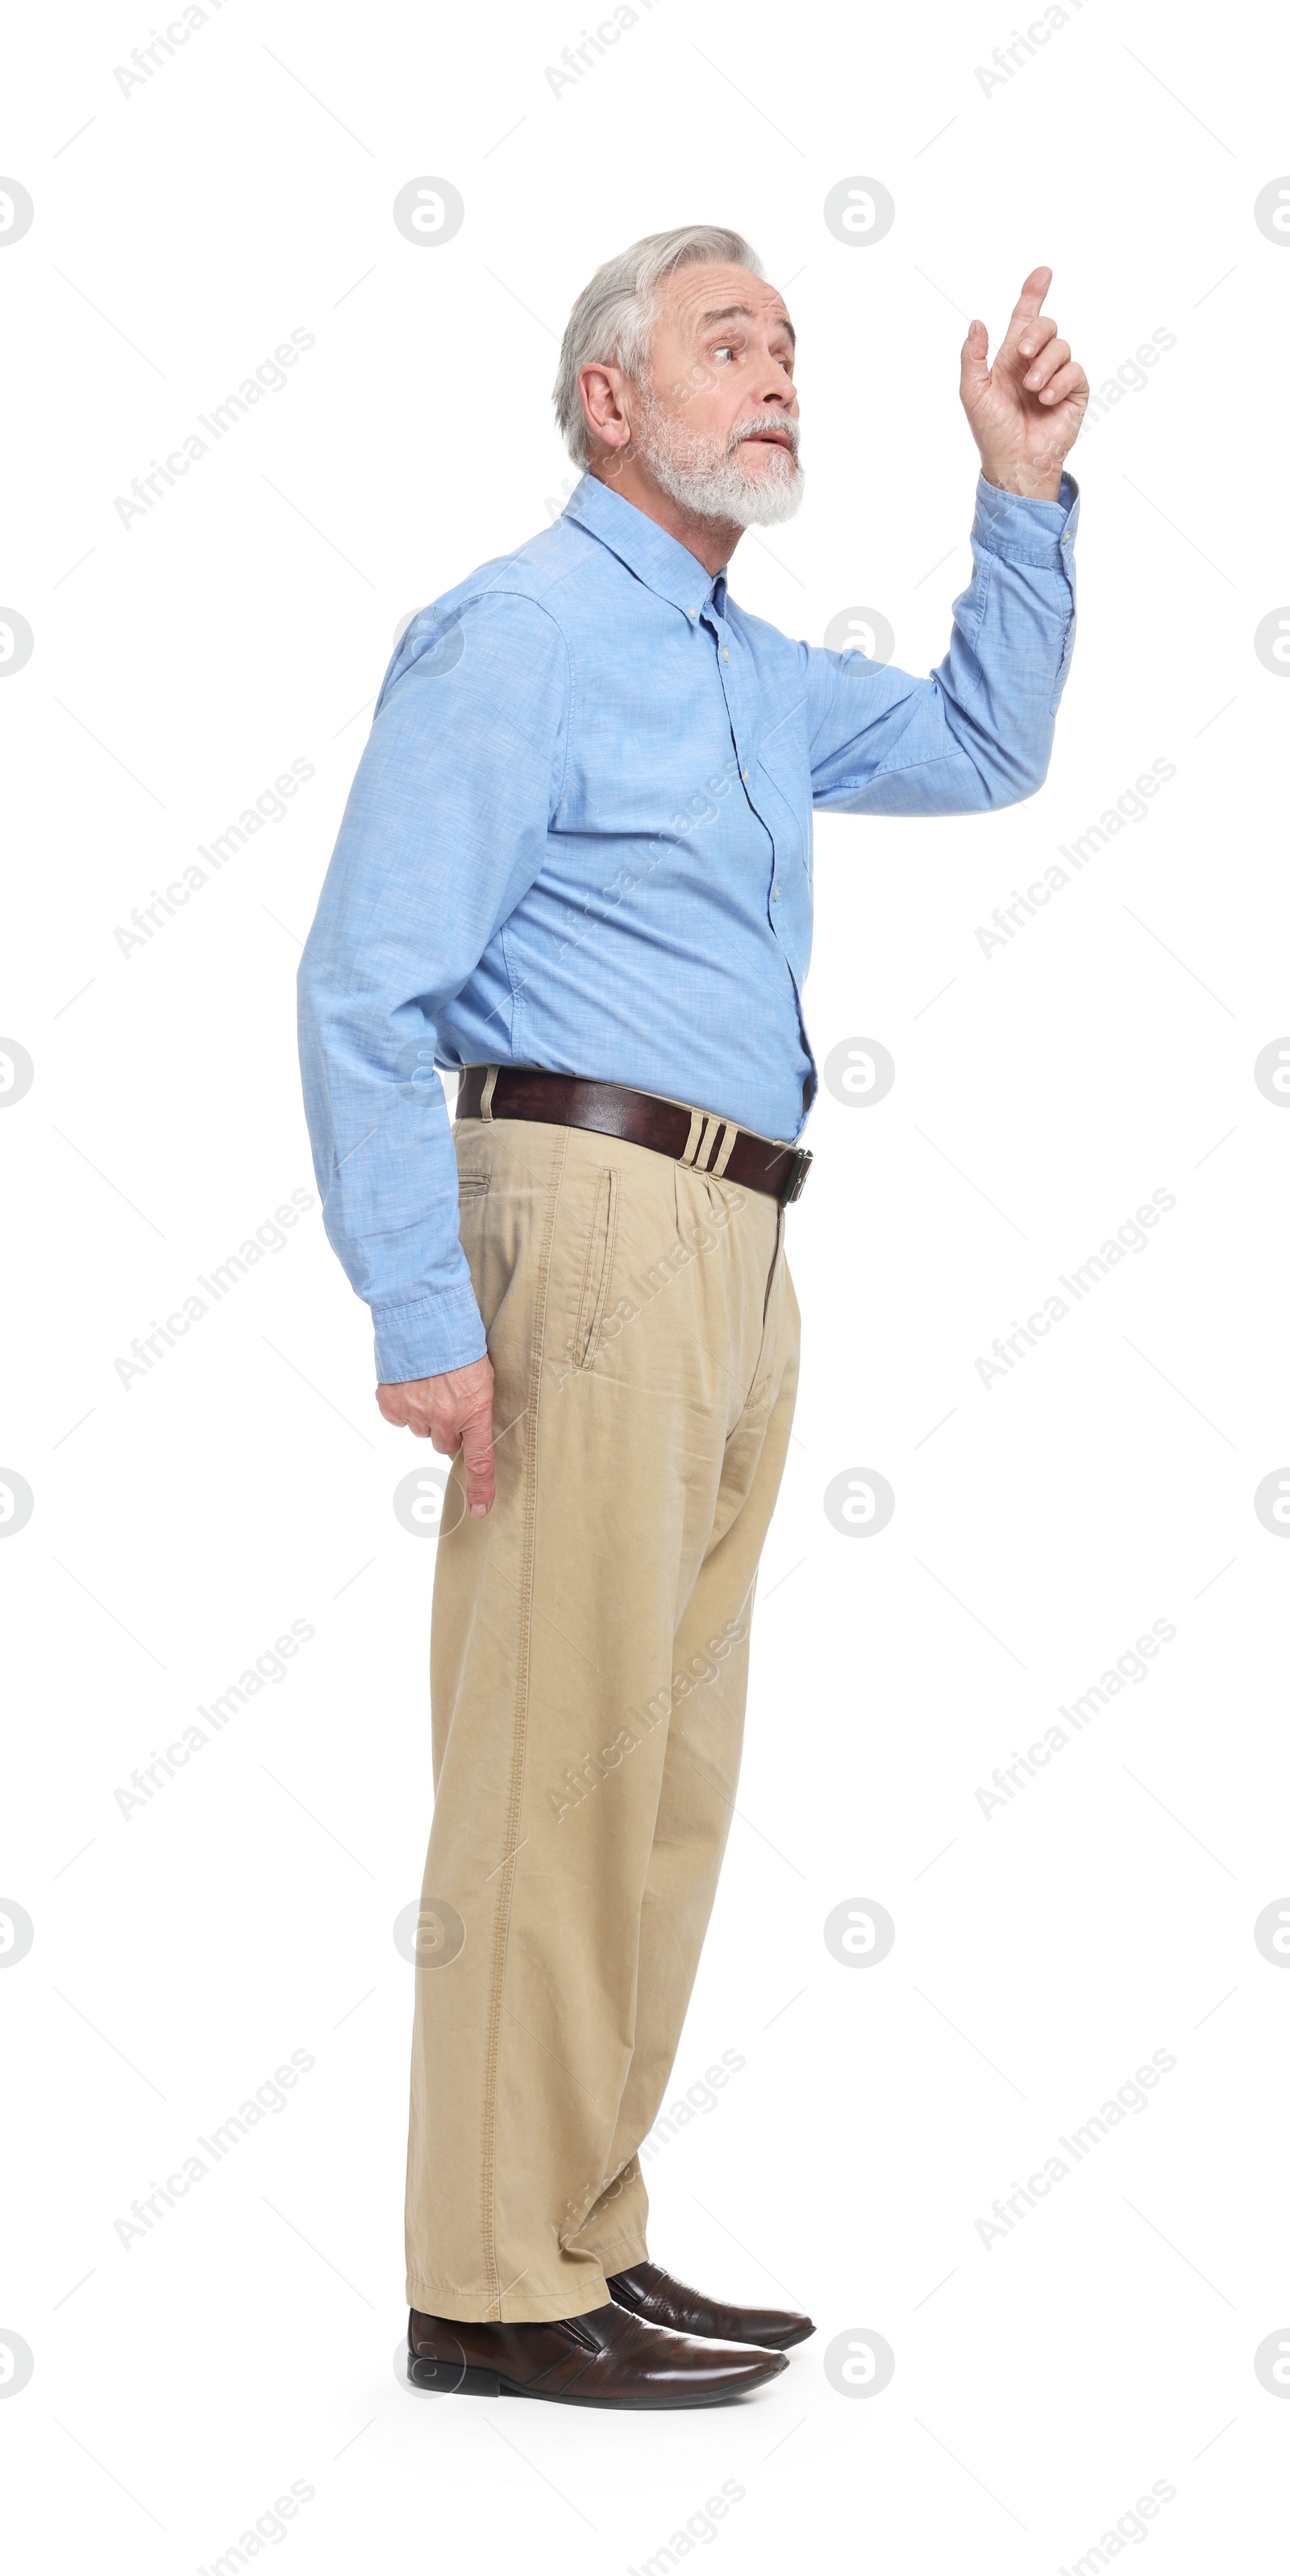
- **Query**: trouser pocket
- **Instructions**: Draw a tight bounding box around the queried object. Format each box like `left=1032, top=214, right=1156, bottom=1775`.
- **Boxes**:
left=570, top=1166, right=618, bottom=1371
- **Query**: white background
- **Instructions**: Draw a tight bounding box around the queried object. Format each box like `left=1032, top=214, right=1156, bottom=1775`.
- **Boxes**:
left=3, top=0, right=1289, bottom=2568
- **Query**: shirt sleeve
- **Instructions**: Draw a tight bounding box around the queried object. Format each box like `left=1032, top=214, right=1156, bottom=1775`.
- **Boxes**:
left=297, top=589, right=570, bottom=1382
left=806, top=469, right=1079, bottom=816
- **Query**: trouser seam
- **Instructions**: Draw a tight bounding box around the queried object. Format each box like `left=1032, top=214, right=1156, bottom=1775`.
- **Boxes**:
left=478, top=1124, right=569, bottom=2315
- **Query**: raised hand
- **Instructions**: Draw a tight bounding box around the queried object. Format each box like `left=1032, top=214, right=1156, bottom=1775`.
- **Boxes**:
left=959, top=266, right=1088, bottom=502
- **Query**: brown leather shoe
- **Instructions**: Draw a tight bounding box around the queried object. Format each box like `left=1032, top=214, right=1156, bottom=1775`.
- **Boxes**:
left=606, top=2261, right=815, bottom=2351
left=406, top=2299, right=787, bottom=2407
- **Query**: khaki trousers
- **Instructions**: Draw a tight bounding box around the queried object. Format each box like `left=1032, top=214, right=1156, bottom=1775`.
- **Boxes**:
left=405, top=1103, right=800, bottom=2322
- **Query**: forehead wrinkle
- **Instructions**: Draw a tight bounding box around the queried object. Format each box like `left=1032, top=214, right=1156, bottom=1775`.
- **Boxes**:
left=693, top=301, right=796, bottom=346
left=664, top=267, right=791, bottom=323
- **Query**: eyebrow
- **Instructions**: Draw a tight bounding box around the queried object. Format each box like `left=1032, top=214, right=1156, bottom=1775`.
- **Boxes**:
left=699, top=305, right=796, bottom=348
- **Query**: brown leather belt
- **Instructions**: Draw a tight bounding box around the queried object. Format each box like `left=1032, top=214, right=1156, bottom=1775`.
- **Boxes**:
left=456, top=1066, right=812, bottom=1207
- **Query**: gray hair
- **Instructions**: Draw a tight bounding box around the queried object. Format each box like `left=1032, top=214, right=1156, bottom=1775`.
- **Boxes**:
left=552, top=224, right=764, bottom=468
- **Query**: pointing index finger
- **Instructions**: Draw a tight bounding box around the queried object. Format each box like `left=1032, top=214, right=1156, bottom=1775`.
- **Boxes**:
left=1005, top=264, right=1053, bottom=341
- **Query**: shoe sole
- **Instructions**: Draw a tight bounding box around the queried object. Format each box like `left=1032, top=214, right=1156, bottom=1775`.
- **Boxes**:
left=408, top=2356, right=786, bottom=2407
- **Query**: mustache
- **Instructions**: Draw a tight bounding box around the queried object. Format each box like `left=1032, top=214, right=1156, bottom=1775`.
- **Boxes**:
left=729, top=415, right=801, bottom=460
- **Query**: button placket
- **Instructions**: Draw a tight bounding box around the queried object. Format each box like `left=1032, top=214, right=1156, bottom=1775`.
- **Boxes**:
left=705, top=609, right=781, bottom=930
left=705, top=605, right=746, bottom=791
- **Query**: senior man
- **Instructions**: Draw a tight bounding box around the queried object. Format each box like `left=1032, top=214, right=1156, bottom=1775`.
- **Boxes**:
left=298, top=224, right=1087, bottom=2409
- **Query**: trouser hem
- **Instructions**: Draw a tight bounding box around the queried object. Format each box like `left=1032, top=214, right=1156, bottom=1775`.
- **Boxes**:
left=581, top=2232, right=650, bottom=2273
left=406, top=2278, right=615, bottom=2325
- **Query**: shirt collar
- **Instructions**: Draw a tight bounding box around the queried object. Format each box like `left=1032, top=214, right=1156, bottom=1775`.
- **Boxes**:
left=562, top=472, right=725, bottom=622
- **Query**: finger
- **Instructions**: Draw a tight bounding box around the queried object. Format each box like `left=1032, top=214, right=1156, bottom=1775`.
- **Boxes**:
left=459, top=1407, right=496, bottom=1517
left=1023, top=336, right=1070, bottom=392
left=381, top=1386, right=436, bottom=1438
left=1006, top=264, right=1052, bottom=338
left=1014, top=314, right=1057, bottom=371
left=959, top=317, right=991, bottom=396
left=1036, top=360, right=1087, bottom=408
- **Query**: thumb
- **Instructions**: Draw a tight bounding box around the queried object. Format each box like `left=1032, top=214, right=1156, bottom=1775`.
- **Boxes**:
left=459, top=1402, right=496, bottom=1518
left=959, top=318, right=990, bottom=391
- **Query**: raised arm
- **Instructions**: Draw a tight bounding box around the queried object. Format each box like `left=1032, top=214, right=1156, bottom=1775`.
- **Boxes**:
left=808, top=267, right=1088, bottom=818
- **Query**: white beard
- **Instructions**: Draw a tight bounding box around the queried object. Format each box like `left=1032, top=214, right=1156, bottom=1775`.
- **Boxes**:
left=632, top=393, right=805, bottom=529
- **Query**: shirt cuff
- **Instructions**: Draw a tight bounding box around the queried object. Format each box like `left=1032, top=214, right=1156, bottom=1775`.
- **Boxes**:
left=972, top=467, right=1080, bottom=567
left=372, top=1284, right=487, bottom=1384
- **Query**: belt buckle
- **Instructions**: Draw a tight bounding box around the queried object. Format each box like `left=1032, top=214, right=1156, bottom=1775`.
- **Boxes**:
left=784, top=1147, right=812, bottom=1205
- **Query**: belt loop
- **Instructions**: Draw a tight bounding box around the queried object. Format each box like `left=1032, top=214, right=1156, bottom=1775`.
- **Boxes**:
left=480, top=1065, right=499, bottom=1124
left=679, top=1108, right=705, bottom=1167
left=710, top=1120, right=739, bottom=1179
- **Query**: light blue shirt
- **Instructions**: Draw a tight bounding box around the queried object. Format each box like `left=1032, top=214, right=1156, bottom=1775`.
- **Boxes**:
left=298, top=467, right=1079, bottom=1381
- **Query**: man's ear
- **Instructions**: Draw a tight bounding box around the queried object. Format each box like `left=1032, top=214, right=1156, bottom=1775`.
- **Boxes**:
left=579, top=361, right=633, bottom=454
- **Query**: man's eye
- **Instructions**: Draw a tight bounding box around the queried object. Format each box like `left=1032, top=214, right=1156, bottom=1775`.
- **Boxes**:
left=711, top=345, right=734, bottom=363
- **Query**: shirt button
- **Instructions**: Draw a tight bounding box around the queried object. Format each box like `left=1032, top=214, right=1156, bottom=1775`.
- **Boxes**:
left=741, top=767, right=748, bottom=781
left=722, top=648, right=729, bottom=661
left=773, top=887, right=780, bottom=902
